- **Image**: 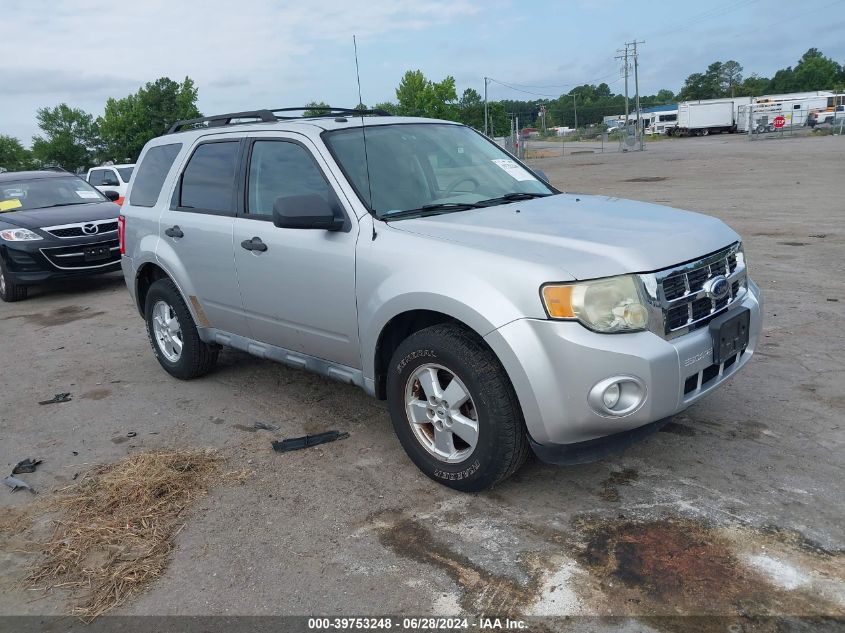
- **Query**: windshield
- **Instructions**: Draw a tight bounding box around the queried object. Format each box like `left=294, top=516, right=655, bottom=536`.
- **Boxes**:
left=117, top=167, right=134, bottom=182
left=0, top=176, right=106, bottom=212
left=324, top=123, right=554, bottom=219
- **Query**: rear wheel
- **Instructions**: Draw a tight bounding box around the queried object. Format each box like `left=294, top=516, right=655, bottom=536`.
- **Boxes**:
left=144, top=279, right=218, bottom=379
left=387, top=324, right=529, bottom=492
left=0, top=259, right=28, bottom=302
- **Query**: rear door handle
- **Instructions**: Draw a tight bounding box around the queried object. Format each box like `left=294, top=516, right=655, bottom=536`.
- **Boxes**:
left=240, top=237, right=267, bottom=252
left=164, top=225, right=183, bottom=238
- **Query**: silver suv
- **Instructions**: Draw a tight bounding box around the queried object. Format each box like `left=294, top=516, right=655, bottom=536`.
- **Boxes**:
left=119, top=107, right=762, bottom=491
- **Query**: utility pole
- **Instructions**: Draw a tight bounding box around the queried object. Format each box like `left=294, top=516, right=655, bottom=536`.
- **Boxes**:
left=483, top=77, right=490, bottom=136
left=628, top=40, right=645, bottom=150
left=615, top=45, right=630, bottom=127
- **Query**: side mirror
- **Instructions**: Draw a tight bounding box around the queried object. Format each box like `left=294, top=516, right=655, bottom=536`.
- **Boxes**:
left=534, top=169, right=550, bottom=184
left=103, top=190, right=120, bottom=202
left=272, top=195, right=345, bottom=231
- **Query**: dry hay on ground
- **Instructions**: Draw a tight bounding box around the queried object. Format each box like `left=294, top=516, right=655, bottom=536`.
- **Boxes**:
left=26, top=450, right=242, bottom=621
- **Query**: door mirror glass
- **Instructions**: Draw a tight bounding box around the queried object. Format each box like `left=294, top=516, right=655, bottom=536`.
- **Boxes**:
left=103, top=190, right=120, bottom=202
left=272, top=195, right=344, bottom=231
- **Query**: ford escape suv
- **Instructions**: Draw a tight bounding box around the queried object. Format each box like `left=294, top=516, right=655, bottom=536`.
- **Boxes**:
left=119, top=107, right=761, bottom=491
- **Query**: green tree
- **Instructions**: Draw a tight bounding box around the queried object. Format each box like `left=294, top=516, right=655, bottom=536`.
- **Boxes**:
left=767, top=67, right=797, bottom=93
left=31, top=104, right=99, bottom=171
left=97, top=77, right=200, bottom=163
left=0, top=135, right=34, bottom=171
left=793, top=49, right=841, bottom=90
left=721, top=60, right=743, bottom=96
left=395, top=70, right=429, bottom=116
left=656, top=89, right=675, bottom=103
left=458, top=88, right=484, bottom=130
left=373, top=101, right=399, bottom=115
left=302, top=101, right=331, bottom=117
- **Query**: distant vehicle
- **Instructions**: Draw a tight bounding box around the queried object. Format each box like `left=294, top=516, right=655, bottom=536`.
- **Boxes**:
left=87, top=164, right=134, bottom=205
left=0, top=171, right=121, bottom=302
left=672, top=98, right=751, bottom=136
left=809, top=94, right=845, bottom=127
left=738, top=92, right=832, bottom=133
left=119, top=106, right=761, bottom=491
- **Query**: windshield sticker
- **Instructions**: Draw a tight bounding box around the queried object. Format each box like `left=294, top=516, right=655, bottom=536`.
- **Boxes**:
left=76, top=190, right=101, bottom=199
left=491, top=159, right=535, bottom=182
left=0, top=199, right=23, bottom=212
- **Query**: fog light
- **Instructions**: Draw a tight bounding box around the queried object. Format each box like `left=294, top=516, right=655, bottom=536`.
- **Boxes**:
left=602, top=383, right=621, bottom=409
left=588, top=376, right=647, bottom=417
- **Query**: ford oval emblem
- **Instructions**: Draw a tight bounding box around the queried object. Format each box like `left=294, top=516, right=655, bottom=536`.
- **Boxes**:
left=705, top=275, right=730, bottom=301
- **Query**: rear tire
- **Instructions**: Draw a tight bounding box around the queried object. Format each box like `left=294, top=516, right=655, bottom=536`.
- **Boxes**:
left=144, top=278, right=218, bottom=379
left=387, top=324, right=529, bottom=492
left=0, top=259, right=28, bottom=302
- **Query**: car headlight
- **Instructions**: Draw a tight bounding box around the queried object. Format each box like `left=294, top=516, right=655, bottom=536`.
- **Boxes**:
left=541, top=275, right=649, bottom=333
left=0, top=228, right=42, bottom=241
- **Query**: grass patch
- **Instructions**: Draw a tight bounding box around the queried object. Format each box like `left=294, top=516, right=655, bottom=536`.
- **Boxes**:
left=25, top=450, right=244, bottom=621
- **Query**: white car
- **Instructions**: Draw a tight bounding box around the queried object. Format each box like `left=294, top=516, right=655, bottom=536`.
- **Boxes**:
left=87, top=164, right=134, bottom=204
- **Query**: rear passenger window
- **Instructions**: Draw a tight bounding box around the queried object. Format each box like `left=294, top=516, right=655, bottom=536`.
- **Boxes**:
left=130, top=143, right=182, bottom=207
left=247, top=141, right=332, bottom=217
left=179, top=141, right=239, bottom=213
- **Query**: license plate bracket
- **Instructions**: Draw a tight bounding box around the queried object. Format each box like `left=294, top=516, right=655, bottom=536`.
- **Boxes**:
left=710, top=308, right=750, bottom=364
left=83, top=245, right=111, bottom=262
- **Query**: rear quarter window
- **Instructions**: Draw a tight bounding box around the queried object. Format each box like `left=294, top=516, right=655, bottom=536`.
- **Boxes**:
left=129, top=143, right=182, bottom=207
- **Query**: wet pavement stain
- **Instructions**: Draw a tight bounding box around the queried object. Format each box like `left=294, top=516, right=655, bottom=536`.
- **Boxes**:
left=598, top=468, right=639, bottom=502
left=81, top=388, right=111, bottom=401
left=624, top=176, right=668, bottom=182
left=571, top=516, right=845, bottom=623
left=0, top=305, right=106, bottom=327
left=376, top=512, right=552, bottom=616
left=660, top=422, right=696, bottom=437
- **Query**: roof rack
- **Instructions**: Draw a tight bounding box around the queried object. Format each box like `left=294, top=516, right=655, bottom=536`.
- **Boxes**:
left=167, top=106, right=392, bottom=134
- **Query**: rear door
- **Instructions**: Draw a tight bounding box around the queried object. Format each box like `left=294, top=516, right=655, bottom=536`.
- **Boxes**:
left=232, top=134, right=360, bottom=368
left=158, top=137, right=249, bottom=336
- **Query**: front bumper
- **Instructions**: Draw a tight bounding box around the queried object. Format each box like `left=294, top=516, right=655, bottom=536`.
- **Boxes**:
left=1, top=236, right=121, bottom=285
left=484, top=279, right=762, bottom=456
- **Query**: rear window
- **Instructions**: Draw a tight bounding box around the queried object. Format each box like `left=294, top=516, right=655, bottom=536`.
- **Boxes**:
left=129, top=143, right=182, bottom=207
left=178, top=141, right=239, bottom=213
left=117, top=167, right=134, bottom=182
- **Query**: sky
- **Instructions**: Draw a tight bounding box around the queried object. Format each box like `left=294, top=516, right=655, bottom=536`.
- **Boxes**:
left=2, top=0, right=844, bottom=145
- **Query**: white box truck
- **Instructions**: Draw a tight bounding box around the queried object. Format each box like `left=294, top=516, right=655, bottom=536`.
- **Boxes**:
left=673, top=97, right=752, bottom=136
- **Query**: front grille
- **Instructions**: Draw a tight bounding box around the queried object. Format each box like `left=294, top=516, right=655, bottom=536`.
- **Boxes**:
left=649, top=243, right=747, bottom=338
left=45, top=220, right=118, bottom=239
left=40, top=238, right=120, bottom=270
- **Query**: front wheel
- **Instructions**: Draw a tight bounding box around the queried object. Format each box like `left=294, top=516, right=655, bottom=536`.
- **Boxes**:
left=387, top=324, right=529, bottom=492
left=0, top=259, right=27, bottom=302
left=144, top=279, right=218, bottom=379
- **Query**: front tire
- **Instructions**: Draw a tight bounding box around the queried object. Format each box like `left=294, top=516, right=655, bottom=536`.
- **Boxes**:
left=144, top=279, right=218, bottom=379
left=387, top=324, right=529, bottom=492
left=0, top=259, right=28, bottom=302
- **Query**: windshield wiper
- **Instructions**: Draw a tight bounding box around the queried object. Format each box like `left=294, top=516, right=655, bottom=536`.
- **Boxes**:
left=475, top=192, right=553, bottom=207
left=29, top=202, right=94, bottom=210
left=382, top=202, right=481, bottom=220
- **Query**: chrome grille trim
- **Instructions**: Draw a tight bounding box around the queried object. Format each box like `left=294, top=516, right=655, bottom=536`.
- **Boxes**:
left=43, top=218, right=119, bottom=239
left=638, top=242, right=747, bottom=340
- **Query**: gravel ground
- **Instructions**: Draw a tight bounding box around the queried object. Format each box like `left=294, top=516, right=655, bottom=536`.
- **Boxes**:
left=1, top=133, right=843, bottom=632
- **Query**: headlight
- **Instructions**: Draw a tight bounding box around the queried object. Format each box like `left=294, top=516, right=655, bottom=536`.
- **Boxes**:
left=0, top=228, right=42, bottom=241
left=542, top=275, right=649, bottom=333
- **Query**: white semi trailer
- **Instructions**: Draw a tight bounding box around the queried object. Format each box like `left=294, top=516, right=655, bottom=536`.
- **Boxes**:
left=672, top=97, right=752, bottom=136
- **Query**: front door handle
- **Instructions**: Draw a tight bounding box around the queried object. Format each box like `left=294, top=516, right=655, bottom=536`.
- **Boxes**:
left=164, top=225, right=183, bottom=238
left=240, top=237, right=267, bottom=252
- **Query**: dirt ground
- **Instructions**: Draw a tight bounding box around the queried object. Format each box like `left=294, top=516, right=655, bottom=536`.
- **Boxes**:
left=1, top=133, right=843, bottom=632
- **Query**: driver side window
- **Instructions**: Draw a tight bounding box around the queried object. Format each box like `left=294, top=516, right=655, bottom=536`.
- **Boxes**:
left=247, top=140, right=332, bottom=218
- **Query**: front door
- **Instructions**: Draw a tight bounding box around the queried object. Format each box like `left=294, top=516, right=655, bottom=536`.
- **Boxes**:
left=233, top=136, right=361, bottom=369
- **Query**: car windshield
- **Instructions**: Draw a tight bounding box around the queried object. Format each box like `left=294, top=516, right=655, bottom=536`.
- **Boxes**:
left=0, top=176, right=106, bottom=212
left=324, top=123, right=554, bottom=219
left=117, top=167, right=134, bottom=182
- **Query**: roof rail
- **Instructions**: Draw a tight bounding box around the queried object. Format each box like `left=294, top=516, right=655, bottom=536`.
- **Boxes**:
left=166, top=106, right=391, bottom=134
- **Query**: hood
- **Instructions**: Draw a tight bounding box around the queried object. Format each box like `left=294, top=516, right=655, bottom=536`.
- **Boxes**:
left=0, top=201, right=120, bottom=230
left=388, top=193, right=740, bottom=279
